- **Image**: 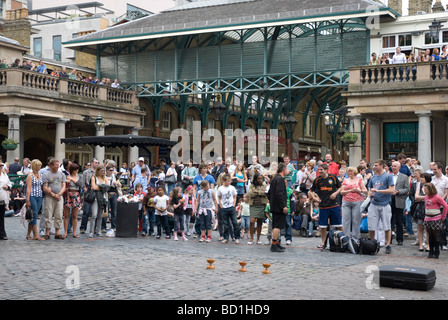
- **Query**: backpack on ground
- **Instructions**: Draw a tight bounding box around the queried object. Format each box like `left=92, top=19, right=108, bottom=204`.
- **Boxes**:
left=325, top=229, right=350, bottom=253
left=358, top=238, right=380, bottom=255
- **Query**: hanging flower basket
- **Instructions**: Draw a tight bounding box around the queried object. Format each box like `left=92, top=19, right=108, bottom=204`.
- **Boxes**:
left=2, top=139, right=18, bottom=150
left=341, top=132, right=358, bottom=144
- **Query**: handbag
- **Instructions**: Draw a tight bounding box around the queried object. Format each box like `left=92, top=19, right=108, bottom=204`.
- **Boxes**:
left=166, top=174, right=176, bottom=184
left=300, top=175, right=309, bottom=192
left=182, top=177, right=192, bottom=186
left=84, top=188, right=96, bottom=204
left=25, top=207, right=34, bottom=221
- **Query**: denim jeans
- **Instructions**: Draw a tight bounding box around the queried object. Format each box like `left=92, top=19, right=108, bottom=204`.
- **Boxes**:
left=155, top=214, right=170, bottom=236
left=184, top=214, right=191, bottom=234
left=80, top=200, right=92, bottom=231
left=282, top=214, right=292, bottom=241
left=198, top=210, right=212, bottom=231
left=29, top=196, right=43, bottom=226
left=174, top=213, right=185, bottom=232
left=405, top=213, right=414, bottom=235
left=142, top=207, right=155, bottom=235
left=342, top=201, right=363, bottom=242
left=221, top=207, right=240, bottom=240
left=109, top=193, right=118, bottom=230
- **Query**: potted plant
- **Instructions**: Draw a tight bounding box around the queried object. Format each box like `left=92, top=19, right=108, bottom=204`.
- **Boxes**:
left=341, top=132, right=358, bottom=144
left=2, top=138, right=19, bottom=150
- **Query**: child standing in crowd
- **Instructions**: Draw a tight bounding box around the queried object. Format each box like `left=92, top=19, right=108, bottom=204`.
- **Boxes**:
left=171, top=187, right=187, bottom=241
left=264, top=202, right=272, bottom=245
left=217, top=174, right=240, bottom=244
left=134, top=183, right=146, bottom=233
left=182, top=185, right=195, bottom=236
left=310, top=200, right=320, bottom=237
left=195, top=180, right=217, bottom=243
left=153, top=187, right=170, bottom=239
left=142, top=187, right=156, bottom=236
left=238, top=194, right=250, bottom=239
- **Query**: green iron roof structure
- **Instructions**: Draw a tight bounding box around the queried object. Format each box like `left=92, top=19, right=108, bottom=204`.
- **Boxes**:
left=64, top=0, right=399, bottom=140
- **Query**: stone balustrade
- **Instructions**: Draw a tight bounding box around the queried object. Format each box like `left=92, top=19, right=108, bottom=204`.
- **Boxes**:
left=350, top=61, right=448, bottom=85
left=0, top=68, right=138, bottom=106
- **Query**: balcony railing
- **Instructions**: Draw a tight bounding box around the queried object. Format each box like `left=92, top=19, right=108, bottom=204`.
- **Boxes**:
left=350, top=61, right=448, bottom=85
left=0, top=68, right=138, bottom=106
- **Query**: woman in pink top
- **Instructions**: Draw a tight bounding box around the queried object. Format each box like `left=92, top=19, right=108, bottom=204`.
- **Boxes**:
left=420, top=183, right=448, bottom=259
left=340, top=167, right=367, bottom=242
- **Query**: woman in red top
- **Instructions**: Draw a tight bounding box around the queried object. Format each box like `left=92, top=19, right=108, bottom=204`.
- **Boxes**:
left=340, top=167, right=367, bottom=242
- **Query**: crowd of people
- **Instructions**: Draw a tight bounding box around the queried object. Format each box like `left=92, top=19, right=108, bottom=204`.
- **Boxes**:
left=1, top=57, right=122, bottom=88
left=368, top=46, right=448, bottom=80
left=1, top=152, right=447, bottom=258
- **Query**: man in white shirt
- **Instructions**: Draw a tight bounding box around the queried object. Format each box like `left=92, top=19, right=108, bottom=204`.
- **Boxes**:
left=392, top=47, right=407, bottom=81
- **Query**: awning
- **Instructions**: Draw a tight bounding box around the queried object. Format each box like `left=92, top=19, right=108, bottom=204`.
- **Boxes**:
left=61, top=134, right=176, bottom=149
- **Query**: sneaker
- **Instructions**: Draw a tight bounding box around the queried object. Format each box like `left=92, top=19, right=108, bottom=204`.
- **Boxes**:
left=182, top=235, right=188, bottom=241
left=385, top=245, right=392, bottom=254
left=286, top=240, right=292, bottom=245
left=221, top=239, right=228, bottom=244
left=206, top=236, right=212, bottom=243
left=199, top=236, right=205, bottom=242
left=89, top=233, right=94, bottom=238
left=141, top=232, right=146, bottom=237
left=235, top=239, right=240, bottom=244
left=95, top=232, right=103, bottom=237
left=247, top=241, right=253, bottom=245
left=257, top=241, right=262, bottom=245
left=193, top=234, right=198, bottom=239
left=156, top=235, right=161, bottom=239
left=174, top=234, right=178, bottom=241
left=165, top=235, right=171, bottom=239
left=442, top=246, right=448, bottom=251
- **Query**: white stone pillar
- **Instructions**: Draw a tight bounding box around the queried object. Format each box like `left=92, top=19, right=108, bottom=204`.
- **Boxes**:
left=55, top=119, right=69, bottom=163
left=368, top=118, right=381, bottom=162
left=95, top=127, right=105, bottom=165
left=349, top=114, right=362, bottom=167
left=129, top=128, right=140, bottom=165
left=416, top=111, right=432, bottom=171
left=5, top=113, right=23, bottom=164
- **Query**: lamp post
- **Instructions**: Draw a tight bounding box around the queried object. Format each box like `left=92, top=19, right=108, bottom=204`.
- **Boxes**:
left=94, top=113, right=106, bottom=131
left=284, top=115, right=298, bottom=157
left=210, top=94, right=227, bottom=121
left=429, top=19, right=445, bottom=43
left=94, top=113, right=106, bottom=163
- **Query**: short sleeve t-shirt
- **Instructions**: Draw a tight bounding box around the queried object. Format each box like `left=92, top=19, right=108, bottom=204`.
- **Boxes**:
left=198, top=189, right=214, bottom=209
left=217, top=185, right=237, bottom=208
left=42, top=170, right=67, bottom=194
left=154, top=195, right=169, bottom=215
left=367, top=172, right=394, bottom=206
left=193, top=174, right=215, bottom=189
left=310, top=174, right=341, bottom=208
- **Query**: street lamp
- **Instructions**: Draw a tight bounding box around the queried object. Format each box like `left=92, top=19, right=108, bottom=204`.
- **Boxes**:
left=429, top=19, right=445, bottom=42
left=94, top=113, right=106, bottom=131
left=322, top=103, right=335, bottom=132
left=210, top=94, right=227, bottom=121
left=284, top=115, right=298, bottom=135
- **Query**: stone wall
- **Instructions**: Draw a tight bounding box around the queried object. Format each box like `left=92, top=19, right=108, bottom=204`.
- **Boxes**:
left=408, top=0, right=432, bottom=15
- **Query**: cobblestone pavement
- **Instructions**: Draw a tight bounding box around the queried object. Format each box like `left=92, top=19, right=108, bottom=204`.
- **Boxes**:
left=1, top=216, right=447, bottom=301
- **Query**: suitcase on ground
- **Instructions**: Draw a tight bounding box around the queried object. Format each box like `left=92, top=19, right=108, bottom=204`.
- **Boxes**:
left=379, top=265, right=436, bottom=291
